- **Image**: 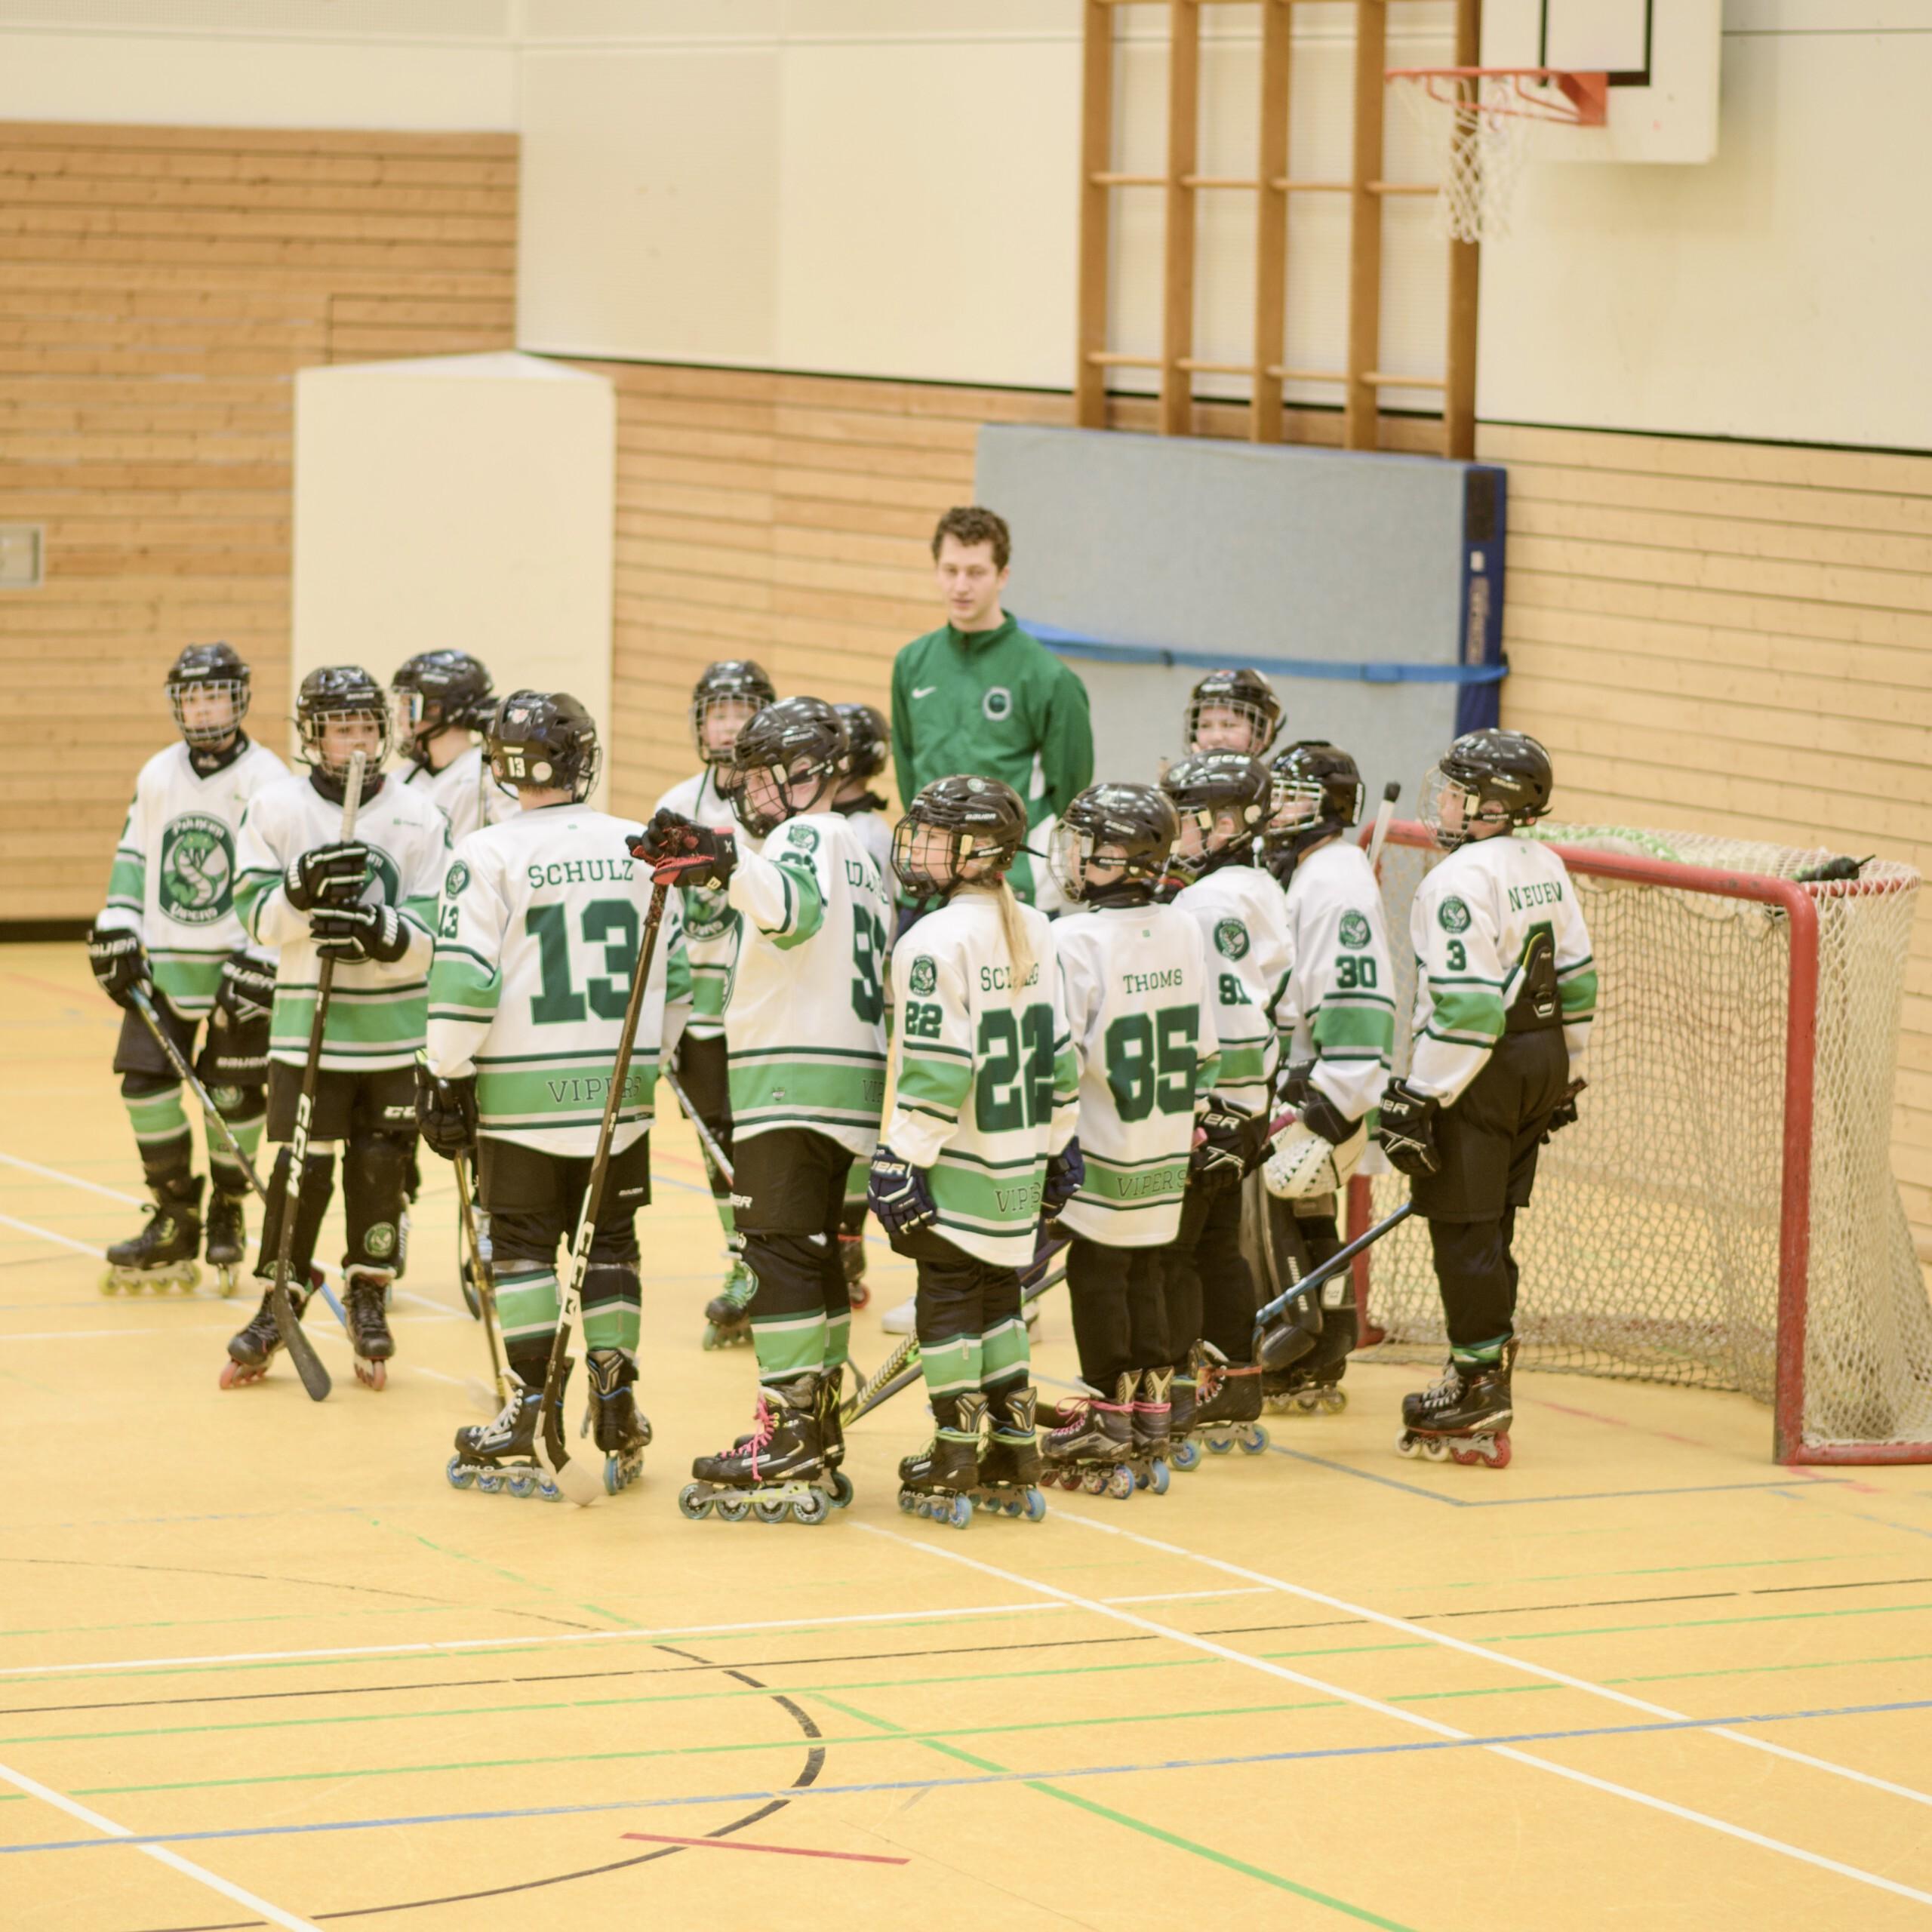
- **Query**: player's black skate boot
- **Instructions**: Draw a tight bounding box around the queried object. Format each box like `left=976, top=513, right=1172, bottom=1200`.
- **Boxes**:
left=1128, top=1367, right=1174, bottom=1494
left=974, top=1386, right=1047, bottom=1521
left=103, top=1174, right=203, bottom=1295
left=448, top=1377, right=559, bottom=1500
left=1042, top=1377, right=1137, bottom=1500
left=681, top=1374, right=834, bottom=1524
left=1181, top=1345, right=1270, bottom=1462
left=1266, top=1278, right=1357, bottom=1415
left=202, top=1186, right=248, bottom=1297
left=220, top=1272, right=312, bottom=1389
left=1398, top=1340, right=1516, bottom=1468
left=701, top=1257, right=756, bottom=1349
left=814, top=1371, right=855, bottom=1509
left=898, top=1392, right=984, bottom=1531
left=343, top=1267, right=395, bottom=1390
left=587, top=1348, right=650, bottom=1494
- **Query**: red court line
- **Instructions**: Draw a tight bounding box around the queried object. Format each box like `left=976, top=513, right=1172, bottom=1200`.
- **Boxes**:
left=621, top=1831, right=908, bottom=1865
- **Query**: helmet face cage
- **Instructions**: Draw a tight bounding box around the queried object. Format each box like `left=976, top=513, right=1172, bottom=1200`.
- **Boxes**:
left=1160, top=753, right=1270, bottom=881
left=892, top=814, right=1015, bottom=899
left=1418, top=764, right=1496, bottom=849
left=689, top=662, right=776, bottom=765
left=299, top=697, right=392, bottom=783
left=391, top=652, right=494, bottom=751
left=165, top=645, right=251, bottom=748
left=1186, top=693, right=1279, bottom=758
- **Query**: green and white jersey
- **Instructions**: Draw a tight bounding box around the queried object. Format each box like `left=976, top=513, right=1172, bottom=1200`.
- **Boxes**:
left=1408, top=832, right=1598, bottom=1106
left=1278, top=839, right=1398, bottom=1124
left=399, top=743, right=517, bottom=844
left=722, top=810, right=893, bottom=1157
left=425, top=807, right=691, bottom=1157
left=1054, top=903, right=1220, bottom=1248
left=98, top=738, right=288, bottom=1016
left=655, top=768, right=741, bottom=1043
left=884, top=891, right=1079, bottom=1268
left=233, top=771, right=448, bottom=1072
left=1169, top=863, right=1292, bottom=1112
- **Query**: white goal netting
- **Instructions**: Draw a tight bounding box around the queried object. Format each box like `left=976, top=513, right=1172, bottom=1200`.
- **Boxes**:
left=1360, top=826, right=1932, bottom=1457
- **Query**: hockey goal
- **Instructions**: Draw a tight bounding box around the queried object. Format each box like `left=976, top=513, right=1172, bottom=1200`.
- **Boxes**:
left=1352, top=823, right=1930, bottom=1464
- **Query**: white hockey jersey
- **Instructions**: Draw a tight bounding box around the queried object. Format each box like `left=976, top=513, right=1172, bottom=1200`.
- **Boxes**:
left=654, top=767, right=741, bottom=1043
left=98, top=737, right=287, bottom=1015
left=883, top=890, right=1078, bottom=1267
left=1408, top=832, right=1598, bottom=1106
left=233, top=771, right=449, bottom=1072
left=1278, top=839, right=1398, bottom=1122
left=1054, top=903, right=1221, bottom=1247
left=425, top=806, right=691, bottom=1156
left=833, top=798, right=895, bottom=881
left=1168, top=862, right=1293, bottom=1112
left=399, top=743, right=517, bottom=844
left=721, top=810, right=894, bottom=1157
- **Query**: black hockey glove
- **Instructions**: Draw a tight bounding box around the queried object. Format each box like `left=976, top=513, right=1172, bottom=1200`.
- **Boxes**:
left=1041, top=1138, right=1086, bottom=1224
left=1294, top=1084, right=1361, bottom=1146
left=1190, top=1098, right=1269, bottom=1193
left=205, top=950, right=275, bottom=1084
left=311, top=902, right=411, bottom=964
left=1542, top=1077, right=1587, bottom=1142
left=285, top=841, right=368, bottom=912
left=86, top=921, right=149, bottom=1009
left=626, top=811, right=737, bottom=890
left=216, top=949, right=276, bottom=1026
left=868, top=1145, right=937, bottom=1239
left=1375, top=1078, right=1441, bottom=1179
left=414, top=1065, right=478, bottom=1161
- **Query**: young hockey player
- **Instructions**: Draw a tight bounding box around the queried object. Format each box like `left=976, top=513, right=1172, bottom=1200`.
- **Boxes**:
left=392, top=650, right=516, bottom=842
left=1045, top=783, right=1220, bottom=1496
left=655, top=660, right=775, bottom=1348
left=89, top=644, right=287, bottom=1292
left=418, top=691, right=688, bottom=1497
left=870, top=775, right=1078, bottom=1525
left=1157, top=750, right=1289, bottom=1462
left=227, top=666, right=449, bottom=1388
left=1185, top=668, right=1282, bottom=759
left=635, top=697, right=893, bottom=1524
left=1376, top=729, right=1596, bottom=1467
left=1254, top=741, right=1396, bottom=1412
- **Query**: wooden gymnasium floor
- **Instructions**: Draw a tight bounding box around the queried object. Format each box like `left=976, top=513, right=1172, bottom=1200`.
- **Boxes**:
left=5, top=940, right=1932, bottom=1931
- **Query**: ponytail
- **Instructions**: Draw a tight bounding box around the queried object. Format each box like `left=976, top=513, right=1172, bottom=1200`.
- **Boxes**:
left=990, top=876, right=1035, bottom=992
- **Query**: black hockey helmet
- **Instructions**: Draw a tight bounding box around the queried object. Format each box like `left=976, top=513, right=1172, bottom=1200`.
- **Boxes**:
left=1421, top=728, right=1554, bottom=849
left=730, top=695, right=848, bottom=836
left=391, top=649, right=495, bottom=752
left=165, top=641, right=251, bottom=747
left=1161, top=749, right=1271, bottom=881
left=892, top=774, right=1030, bottom=899
left=297, top=664, right=391, bottom=784
left=1269, top=740, right=1365, bottom=869
left=1186, top=668, right=1281, bottom=758
left=488, top=690, right=601, bottom=804
left=691, top=659, right=776, bottom=766
left=1051, top=782, right=1178, bottom=908
left=835, top=701, right=889, bottom=783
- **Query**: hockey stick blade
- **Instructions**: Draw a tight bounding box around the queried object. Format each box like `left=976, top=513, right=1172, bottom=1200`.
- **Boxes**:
left=1252, top=1199, right=1413, bottom=1334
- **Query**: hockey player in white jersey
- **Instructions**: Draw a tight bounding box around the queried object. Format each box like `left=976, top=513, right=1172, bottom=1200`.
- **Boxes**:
left=1376, top=730, right=1597, bottom=1467
left=392, top=649, right=517, bottom=842
left=89, top=644, right=287, bottom=1292
left=1254, top=741, right=1396, bottom=1411
left=227, top=666, right=449, bottom=1388
left=1045, top=783, right=1220, bottom=1493
left=1157, top=750, right=1289, bottom=1461
left=1184, top=668, right=1282, bottom=759
left=654, top=660, right=775, bottom=1347
left=871, top=776, right=1079, bottom=1524
left=418, top=691, right=689, bottom=1497
left=635, top=697, right=892, bottom=1523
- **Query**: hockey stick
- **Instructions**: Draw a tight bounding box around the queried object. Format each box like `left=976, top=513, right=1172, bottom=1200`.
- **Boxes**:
left=1251, top=1198, right=1413, bottom=1337
left=454, top=1150, right=514, bottom=1411
left=660, top=1065, right=734, bottom=1186
left=1367, top=780, right=1401, bottom=872
left=126, top=983, right=270, bottom=1204
left=534, top=877, right=670, bottom=1507
left=261, top=748, right=368, bottom=1403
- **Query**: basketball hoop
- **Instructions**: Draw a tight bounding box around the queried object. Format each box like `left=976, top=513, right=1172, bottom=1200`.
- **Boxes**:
left=1387, top=67, right=1607, bottom=243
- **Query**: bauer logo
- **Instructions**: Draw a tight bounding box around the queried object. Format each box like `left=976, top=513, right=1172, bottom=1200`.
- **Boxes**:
left=157, top=814, right=235, bottom=925
left=1438, top=895, right=1472, bottom=934
left=1214, top=918, right=1250, bottom=961
left=909, top=955, right=937, bottom=995
left=1339, top=910, right=1371, bottom=949
left=444, top=860, right=469, bottom=897
left=982, top=685, right=1013, bottom=721
left=364, top=1221, right=397, bottom=1259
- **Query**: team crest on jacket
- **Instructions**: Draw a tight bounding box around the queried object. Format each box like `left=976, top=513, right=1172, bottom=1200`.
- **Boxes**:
left=787, top=823, right=819, bottom=854
left=982, top=686, right=1013, bottom=721
left=1339, top=910, right=1371, bottom=949
left=1214, top=917, right=1249, bottom=960
left=444, top=860, right=469, bottom=897
left=909, top=955, right=937, bottom=995
left=1438, top=896, right=1472, bottom=934
left=158, top=814, right=235, bottom=924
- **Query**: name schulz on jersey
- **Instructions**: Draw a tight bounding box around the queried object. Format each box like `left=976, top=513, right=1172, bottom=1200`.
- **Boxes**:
left=526, top=857, right=635, bottom=888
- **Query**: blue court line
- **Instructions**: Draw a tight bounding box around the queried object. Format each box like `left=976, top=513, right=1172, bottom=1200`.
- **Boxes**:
left=7, top=1694, right=1928, bottom=1856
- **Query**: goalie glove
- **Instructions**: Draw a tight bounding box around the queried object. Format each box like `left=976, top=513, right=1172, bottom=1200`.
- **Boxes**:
left=87, top=921, right=149, bottom=1009
left=1375, top=1078, right=1441, bottom=1179
left=1041, top=1138, right=1085, bottom=1223
left=284, top=840, right=368, bottom=912
left=1190, top=1098, right=1269, bottom=1194
left=414, top=1065, right=478, bottom=1161
left=868, top=1145, right=937, bottom=1238
left=627, top=810, right=737, bottom=889
left=311, top=902, right=411, bottom=964
left=1542, top=1077, right=1587, bottom=1142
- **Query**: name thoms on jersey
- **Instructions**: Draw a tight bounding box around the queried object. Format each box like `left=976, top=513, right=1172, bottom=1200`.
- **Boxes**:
left=1122, top=968, right=1184, bottom=995
left=1507, top=879, right=1565, bottom=912
left=527, top=857, right=635, bottom=889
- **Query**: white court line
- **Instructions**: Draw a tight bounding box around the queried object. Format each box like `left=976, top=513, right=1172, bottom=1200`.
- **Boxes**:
left=0, top=1211, right=104, bottom=1260
left=1058, top=1511, right=1932, bottom=1812
left=0, top=1757, right=319, bottom=1931
left=0, top=1150, right=140, bottom=1204
left=860, top=1522, right=1932, bottom=1911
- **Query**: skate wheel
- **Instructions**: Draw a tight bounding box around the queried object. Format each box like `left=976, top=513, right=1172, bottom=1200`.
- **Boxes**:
left=1452, top=1432, right=1511, bottom=1469
left=1171, top=1439, right=1199, bottom=1472
left=355, top=1358, right=387, bottom=1392
left=897, top=1488, right=916, bottom=1514
left=1423, top=1437, right=1451, bottom=1463
left=1021, top=1487, right=1047, bottom=1522
left=506, top=1469, right=538, bottom=1500
left=1080, top=1469, right=1106, bottom=1496
left=537, top=1475, right=562, bottom=1502
left=446, top=1456, right=475, bottom=1491
left=1207, top=1435, right=1232, bottom=1456
left=753, top=1496, right=790, bottom=1524
left=1147, top=1459, right=1171, bottom=1497
left=215, top=1266, right=238, bottom=1300
left=944, top=1494, right=972, bottom=1531
left=825, top=1471, right=854, bottom=1509
left=476, top=1469, right=503, bottom=1493
left=716, top=1494, right=752, bottom=1523
left=700, top=1324, right=723, bottom=1350
left=1395, top=1432, right=1422, bottom=1459
left=677, top=1484, right=712, bottom=1521
left=1105, top=1466, right=1136, bottom=1501
left=217, top=1359, right=263, bottom=1390
left=792, top=1491, right=830, bottom=1526
left=1238, top=1425, right=1269, bottom=1454
left=1320, top=1387, right=1348, bottom=1414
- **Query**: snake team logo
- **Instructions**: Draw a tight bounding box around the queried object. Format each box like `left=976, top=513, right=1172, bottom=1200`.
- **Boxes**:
left=786, top=823, right=819, bottom=854
left=363, top=1221, right=397, bottom=1259
left=444, top=860, right=469, bottom=897
left=1214, top=918, right=1249, bottom=961
left=157, top=814, right=235, bottom=925
left=982, top=686, right=1013, bottom=721
left=1438, top=896, right=1472, bottom=934
left=361, top=846, right=401, bottom=907
left=1339, top=910, right=1371, bottom=949
left=909, top=955, right=937, bottom=995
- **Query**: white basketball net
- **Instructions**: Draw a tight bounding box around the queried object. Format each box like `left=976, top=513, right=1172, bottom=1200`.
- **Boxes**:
left=1391, top=72, right=1577, bottom=244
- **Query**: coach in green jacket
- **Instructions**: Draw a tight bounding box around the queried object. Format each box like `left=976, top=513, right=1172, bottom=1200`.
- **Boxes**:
left=890, top=505, right=1094, bottom=907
